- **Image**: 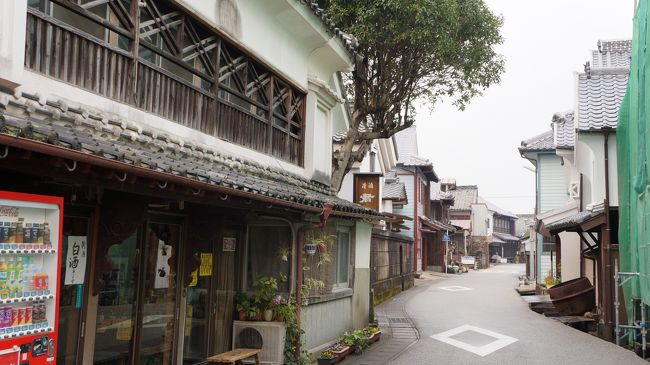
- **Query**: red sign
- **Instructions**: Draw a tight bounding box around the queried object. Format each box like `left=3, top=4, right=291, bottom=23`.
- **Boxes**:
left=354, top=174, right=380, bottom=210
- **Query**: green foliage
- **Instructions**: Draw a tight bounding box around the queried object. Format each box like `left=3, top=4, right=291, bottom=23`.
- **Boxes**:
left=252, top=276, right=278, bottom=310
left=279, top=295, right=310, bottom=365
left=341, top=330, right=370, bottom=353
left=321, top=0, right=503, bottom=111
left=321, top=0, right=505, bottom=188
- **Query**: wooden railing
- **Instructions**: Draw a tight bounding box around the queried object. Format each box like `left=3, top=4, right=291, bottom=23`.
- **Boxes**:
left=25, top=12, right=133, bottom=104
left=24, top=3, right=305, bottom=166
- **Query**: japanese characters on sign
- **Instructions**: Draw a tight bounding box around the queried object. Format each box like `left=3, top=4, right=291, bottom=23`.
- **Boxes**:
left=199, top=253, right=213, bottom=276
left=354, top=174, right=380, bottom=210
left=64, top=236, right=87, bottom=285
left=223, top=236, right=236, bottom=252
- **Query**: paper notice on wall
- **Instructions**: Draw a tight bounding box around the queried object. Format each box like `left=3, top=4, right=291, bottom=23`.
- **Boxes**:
left=154, top=239, right=172, bottom=289
left=189, top=270, right=198, bottom=287
left=223, top=237, right=236, bottom=252
left=64, top=236, right=87, bottom=285
left=199, top=253, right=212, bottom=276
left=116, top=322, right=132, bottom=341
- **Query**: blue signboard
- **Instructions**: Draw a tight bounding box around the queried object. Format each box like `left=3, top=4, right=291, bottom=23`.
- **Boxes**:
left=442, top=232, right=451, bottom=241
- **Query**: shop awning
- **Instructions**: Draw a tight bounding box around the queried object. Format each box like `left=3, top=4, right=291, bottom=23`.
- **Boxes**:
left=546, top=209, right=606, bottom=234
left=489, top=235, right=505, bottom=244
left=535, top=201, right=579, bottom=237
left=492, top=232, right=521, bottom=242
left=0, top=99, right=383, bottom=220
left=419, top=216, right=455, bottom=232
left=450, top=219, right=471, bottom=230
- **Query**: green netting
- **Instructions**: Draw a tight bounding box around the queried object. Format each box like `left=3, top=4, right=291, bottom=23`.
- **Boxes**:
left=618, top=0, right=650, bottom=323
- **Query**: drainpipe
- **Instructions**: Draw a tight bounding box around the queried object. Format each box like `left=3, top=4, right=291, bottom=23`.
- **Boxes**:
left=603, top=129, right=614, bottom=338
left=295, top=202, right=334, bottom=359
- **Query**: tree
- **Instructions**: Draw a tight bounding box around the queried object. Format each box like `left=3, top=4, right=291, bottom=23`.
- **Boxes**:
left=318, top=0, right=505, bottom=190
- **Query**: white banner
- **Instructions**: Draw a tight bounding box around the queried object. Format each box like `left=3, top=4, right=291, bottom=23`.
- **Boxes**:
left=64, top=236, right=87, bottom=285
left=461, top=256, right=475, bottom=265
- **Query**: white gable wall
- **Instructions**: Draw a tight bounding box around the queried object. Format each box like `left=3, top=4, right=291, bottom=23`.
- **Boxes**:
left=575, top=133, right=618, bottom=207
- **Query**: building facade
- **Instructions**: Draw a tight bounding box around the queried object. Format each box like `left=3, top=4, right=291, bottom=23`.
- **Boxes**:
left=0, top=0, right=380, bottom=363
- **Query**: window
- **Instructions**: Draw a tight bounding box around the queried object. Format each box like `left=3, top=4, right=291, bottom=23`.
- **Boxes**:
left=335, top=228, right=351, bottom=288
left=247, top=225, right=292, bottom=293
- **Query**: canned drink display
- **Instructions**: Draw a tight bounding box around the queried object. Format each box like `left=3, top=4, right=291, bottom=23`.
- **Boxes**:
left=24, top=306, right=32, bottom=324
left=11, top=307, right=18, bottom=327
left=23, top=223, right=32, bottom=244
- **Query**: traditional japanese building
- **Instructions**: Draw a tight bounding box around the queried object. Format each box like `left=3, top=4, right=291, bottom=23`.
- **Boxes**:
left=0, top=0, right=381, bottom=363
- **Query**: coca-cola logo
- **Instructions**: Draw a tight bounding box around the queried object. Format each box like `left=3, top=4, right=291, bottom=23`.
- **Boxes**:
left=0, top=206, right=19, bottom=218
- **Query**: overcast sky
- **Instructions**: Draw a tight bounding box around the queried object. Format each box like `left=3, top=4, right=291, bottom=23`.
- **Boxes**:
left=415, top=0, right=635, bottom=215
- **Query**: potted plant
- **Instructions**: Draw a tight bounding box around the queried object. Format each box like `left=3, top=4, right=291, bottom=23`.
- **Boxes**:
left=351, top=330, right=369, bottom=354
left=235, top=292, right=250, bottom=321
left=304, top=241, right=317, bottom=255
left=364, top=326, right=382, bottom=343
left=252, top=276, right=278, bottom=321
left=329, top=341, right=351, bottom=362
left=317, top=350, right=336, bottom=365
left=278, top=245, right=291, bottom=262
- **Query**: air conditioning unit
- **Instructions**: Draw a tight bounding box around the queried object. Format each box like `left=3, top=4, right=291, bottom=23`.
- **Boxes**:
left=232, top=321, right=286, bottom=365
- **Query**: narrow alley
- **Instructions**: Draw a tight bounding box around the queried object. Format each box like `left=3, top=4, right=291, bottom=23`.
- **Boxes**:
left=356, top=264, right=645, bottom=365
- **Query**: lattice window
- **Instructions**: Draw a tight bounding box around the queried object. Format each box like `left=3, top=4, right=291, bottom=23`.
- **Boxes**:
left=26, top=0, right=306, bottom=165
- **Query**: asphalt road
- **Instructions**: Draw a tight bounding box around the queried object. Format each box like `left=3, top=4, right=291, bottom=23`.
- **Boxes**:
left=391, top=264, right=646, bottom=365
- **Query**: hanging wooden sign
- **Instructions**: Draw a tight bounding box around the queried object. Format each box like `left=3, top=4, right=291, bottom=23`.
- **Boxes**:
left=354, top=174, right=381, bottom=210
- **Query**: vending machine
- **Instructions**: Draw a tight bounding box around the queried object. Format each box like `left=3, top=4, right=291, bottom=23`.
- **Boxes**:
left=0, top=191, right=62, bottom=364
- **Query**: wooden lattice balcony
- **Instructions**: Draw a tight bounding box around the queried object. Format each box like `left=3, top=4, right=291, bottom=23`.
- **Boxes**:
left=24, top=0, right=305, bottom=166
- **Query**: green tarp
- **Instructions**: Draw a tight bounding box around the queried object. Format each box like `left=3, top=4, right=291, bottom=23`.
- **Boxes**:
left=618, top=0, right=650, bottom=322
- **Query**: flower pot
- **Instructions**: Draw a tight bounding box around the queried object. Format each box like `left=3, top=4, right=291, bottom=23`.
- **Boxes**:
left=317, top=243, right=328, bottom=253
left=332, top=345, right=351, bottom=363
left=305, top=243, right=317, bottom=255
left=281, top=255, right=288, bottom=261
left=238, top=311, right=247, bottom=321
left=317, top=358, right=336, bottom=365
left=369, top=331, right=382, bottom=343
left=264, top=309, right=273, bottom=322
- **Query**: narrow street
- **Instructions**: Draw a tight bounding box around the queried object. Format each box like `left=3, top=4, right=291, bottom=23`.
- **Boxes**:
left=382, top=264, right=645, bottom=365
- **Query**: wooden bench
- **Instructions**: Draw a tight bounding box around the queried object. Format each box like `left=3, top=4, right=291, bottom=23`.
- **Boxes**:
left=207, top=348, right=261, bottom=364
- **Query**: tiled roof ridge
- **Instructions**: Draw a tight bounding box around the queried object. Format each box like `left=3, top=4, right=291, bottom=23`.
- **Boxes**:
left=519, top=130, right=554, bottom=152
left=0, top=91, right=340, bottom=198
left=597, top=39, right=632, bottom=53
left=455, top=185, right=478, bottom=189
left=296, top=1, right=359, bottom=57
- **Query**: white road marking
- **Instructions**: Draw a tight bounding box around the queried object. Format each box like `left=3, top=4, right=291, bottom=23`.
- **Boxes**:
left=437, top=286, right=474, bottom=291
left=430, top=325, right=518, bottom=357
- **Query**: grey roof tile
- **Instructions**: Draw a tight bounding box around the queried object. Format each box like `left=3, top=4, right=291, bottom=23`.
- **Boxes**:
left=577, top=69, right=628, bottom=131
left=479, top=196, right=518, bottom=219
left=597, top=39, right=632, bottom=54
left=0, top=96, right=381, bottom=217
left=394, top=126, right=419, bottom=162
left=552, top=111, right=575, bottom=149
left=519, top=130, right=554, bottom=152
left=492, top=232, right=520, bottom=242
left=383, top=181, right=407, bottom=202
left=448, top=185, right=478, bottom=211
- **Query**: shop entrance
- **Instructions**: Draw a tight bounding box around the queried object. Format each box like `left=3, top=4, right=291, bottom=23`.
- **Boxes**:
left=93, top=216, right=182, bottom=365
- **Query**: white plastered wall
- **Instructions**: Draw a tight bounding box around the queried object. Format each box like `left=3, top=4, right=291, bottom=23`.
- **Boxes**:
left=559, top=232, right=581, bottom=281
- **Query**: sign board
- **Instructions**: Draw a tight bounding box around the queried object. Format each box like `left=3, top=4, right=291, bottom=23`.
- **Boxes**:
left=442, top=233, right=451, bottom=242
left=223, top=236, right=236, bottom=252
left=461, top=256, right=475, bottom=265
left=64, top=236, right=87, bottom=285
left=354, top=174, right=380, bottom=210
left=199, top=253, right=213, bottom=276
left=154, top=240, right=172, bottom=289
